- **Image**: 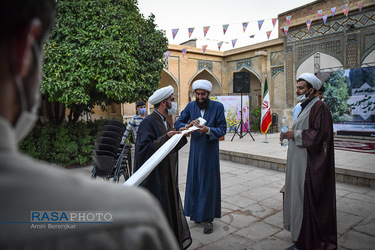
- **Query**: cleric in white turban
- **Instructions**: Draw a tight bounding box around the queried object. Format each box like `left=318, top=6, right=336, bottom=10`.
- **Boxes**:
left=192, top=79, right=212, bottom=92
left=283, top=71, right=336, bottom=250
left=135, top=84, right=191, bottom=248
left=148, top=85, right=174, bottom=105
left=174, top=79, right=227, bottom=234
left=297, top=73, right=322, bottom=91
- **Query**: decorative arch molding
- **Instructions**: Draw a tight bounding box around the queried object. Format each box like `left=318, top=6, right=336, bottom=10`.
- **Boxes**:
left=188, top=68, right=221, bottom=88
left=239, top=67, right=262, bottom=83
left=296, top=52, right=344, bottom=77
left=295, top=37, right=344, bottom=70
left=236, top=58, right=253, bottom=72
left=227, top=67, right=262, bottom=89
left=162, top=68, right=179, bottom=86
left=197, top=60, right=214, bottom=73
left=361, top=30, right=375, bottom=64
left=271, top=66, right=284, bottom=80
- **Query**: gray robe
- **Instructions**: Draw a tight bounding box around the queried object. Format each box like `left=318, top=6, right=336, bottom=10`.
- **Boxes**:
left=283, top=97, right=317, bottom=241
left=283, top=97, right=337, bottom=250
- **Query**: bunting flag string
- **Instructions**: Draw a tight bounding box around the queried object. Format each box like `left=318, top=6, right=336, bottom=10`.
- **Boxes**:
left=202, top=45, right=207, bottom=54
left=331, top=7, right=336, bottom=17
left=232, top=39, right=237, bottom=48
left=188, top=27, right=194, bottom=39
left=318, top=10, right=323, bottom=20
left=164, top=51, right=171, bottom=60
left=217, top=41, right=223, bottom=51
left=258, top=20, right=264, bottom=30
left=168, top=17, right=279, bottom=47
left=203, top=26, right=210, bottom=37
left=172, top=29, right=179, bottom=40
left=181, top=48, right=187, bottom=58
left=306, top=20, right=311, bottom=30
left=222, top=24, right=229, bottom=35
left=165, top=1, right=366, bottom=50
left=266, top=31, right=272, bottom=40
left=272, top=18, right=278, bottom=28
left=242, top=22, right=248, bottom=33
left=286, top=15, right=292, bottom=26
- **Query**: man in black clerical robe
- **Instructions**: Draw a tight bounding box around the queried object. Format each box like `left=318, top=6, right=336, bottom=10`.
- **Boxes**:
left=134, top=85, right=192, bottom=250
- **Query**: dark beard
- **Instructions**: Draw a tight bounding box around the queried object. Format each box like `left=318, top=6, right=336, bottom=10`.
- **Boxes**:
left=196, top=98, right=210, bottom=110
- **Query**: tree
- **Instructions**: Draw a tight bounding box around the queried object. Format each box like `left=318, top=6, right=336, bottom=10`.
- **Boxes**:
left=324, top=70, right=350, bottom=121
left=348, top=67, right=375, bottom=93
left=42, top=0, right=168, bottom=123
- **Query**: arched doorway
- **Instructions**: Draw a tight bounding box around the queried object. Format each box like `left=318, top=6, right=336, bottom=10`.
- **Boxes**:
left=159, top=69, right=179, bottom=127
left=188, top=69, right=221, bottom=101
left=296, top=52, right=343, bottom=77
left=227, top=68, right=262, bottom=111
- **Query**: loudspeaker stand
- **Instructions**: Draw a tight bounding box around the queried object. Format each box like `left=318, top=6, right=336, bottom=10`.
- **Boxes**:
left=231, top=93, right=255, bottom=141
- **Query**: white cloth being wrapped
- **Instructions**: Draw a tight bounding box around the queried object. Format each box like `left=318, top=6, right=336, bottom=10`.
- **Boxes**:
left=124, top=118, right=206, bottom=187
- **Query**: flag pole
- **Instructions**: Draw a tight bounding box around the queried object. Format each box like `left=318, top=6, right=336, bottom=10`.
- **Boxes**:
left=261, top=74, right=270, bottom=143
left=263, top=132, right=269, bottom=143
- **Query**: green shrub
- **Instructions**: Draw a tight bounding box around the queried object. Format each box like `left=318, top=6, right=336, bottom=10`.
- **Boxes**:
left=251, top=106, right=261, bottom=132
left=19, top=119, right=105, bottom=167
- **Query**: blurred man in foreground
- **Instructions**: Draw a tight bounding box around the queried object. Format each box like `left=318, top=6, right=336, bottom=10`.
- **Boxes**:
left=0, top=1, right=178, bottom=249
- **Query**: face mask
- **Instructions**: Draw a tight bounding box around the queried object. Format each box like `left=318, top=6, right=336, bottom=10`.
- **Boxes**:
left=14, top=76, right=40, bottom=142
left=139, top=107, right=146, bottom=115
left=14, top=43, right=41, bottom=142
left=296, top=88, right=312, bottom=103
left=167, top=102, right=178, bottom=115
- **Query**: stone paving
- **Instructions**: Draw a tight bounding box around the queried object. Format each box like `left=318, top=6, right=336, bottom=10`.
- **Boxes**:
left=73, top=134, right=375, bottom=250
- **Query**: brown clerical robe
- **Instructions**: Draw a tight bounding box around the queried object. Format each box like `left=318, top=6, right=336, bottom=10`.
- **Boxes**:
left=284, top=97, right=337, bottom=250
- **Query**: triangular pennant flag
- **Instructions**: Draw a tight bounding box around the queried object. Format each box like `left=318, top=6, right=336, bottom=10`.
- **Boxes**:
left=272, top=18, right=278, bottom=28
left=331, top=7, right=336, bottom=17
left=202, top=45, right=207, bottom=54
left=258, top=20, right=264, bottom=30
left=318, top=10, right=323, bottom=20
left=359, top=1, right=363, bottom=11
left=306, top=20, right=311, bottom=30
left=249, top=34, right=255, bottom=38
left=343, top=5, right=349, bottom=17
left=172, top=29, right=179, bottom=40
left=203, top=26, right=210, bottom=37
left=266, top=31, right=272, bottom=40
left=182, top=48, right=187, bottom=58
left=286, top=16, right=292, bottom=26
left=222, top=24, right=229, bottom=35
left=284, top=26, right=289, bottom=36
left=242, top=22, right=248, bottom=33
left=188, top=27, right=194, bottom=39
left=164, top=51, right=171, bottom=60
left=231, top=39, right=237, bottom=48
left=323, top=15, right=328, bottom=24
left=217, top=41, right=223, bottom=51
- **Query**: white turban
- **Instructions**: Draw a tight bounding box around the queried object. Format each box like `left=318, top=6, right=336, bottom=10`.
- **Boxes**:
left=192, top=80, right=212, bottom=92
left=148, top=85, right=174, bottom=105
left=298, top=73, right=322, bottom=91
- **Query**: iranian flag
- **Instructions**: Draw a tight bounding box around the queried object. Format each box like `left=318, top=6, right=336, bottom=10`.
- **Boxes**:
left=261, top=78, right=271, bottom=134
